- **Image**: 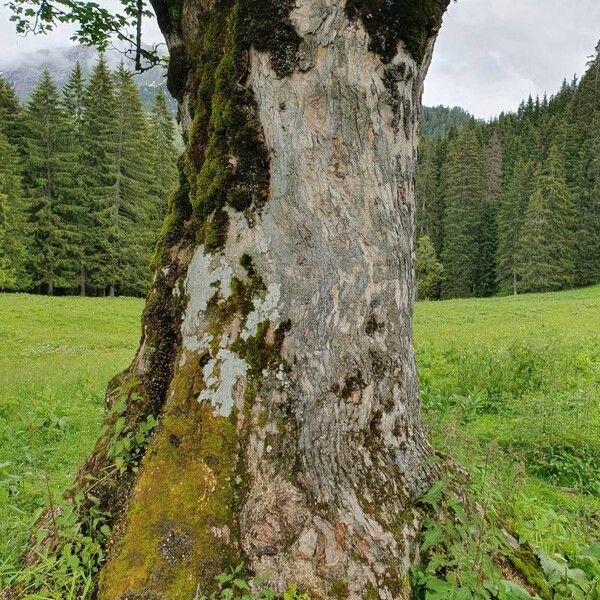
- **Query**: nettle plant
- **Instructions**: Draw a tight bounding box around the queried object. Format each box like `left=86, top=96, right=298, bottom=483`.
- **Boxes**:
left=193, top=564, right=310, bottom=600
left=2, top=387, right=158, bottom=598
left=411, top=476, right=600, bottom=600
left=104, top=393, right=157, bottom=475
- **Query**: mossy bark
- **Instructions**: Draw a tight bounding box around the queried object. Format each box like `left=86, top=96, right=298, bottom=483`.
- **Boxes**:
left=76, top=1, right=453, bottom=598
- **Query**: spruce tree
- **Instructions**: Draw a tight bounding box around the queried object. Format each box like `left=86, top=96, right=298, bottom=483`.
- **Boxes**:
left=496, top=159, right=533, bottom=294
left=478, top=131, right=502, bottom=296
left=415, top=138, right=444, bottom=255
left=63, top=62, right=90, bottom=295
left=516, top=146, right=575, bottom=293
left=149, top=88, right=178, bottom=223
left=0, top=131, right=29, bottom=290
left=573, top=113, right=600, bottom=285
left=96, top=62, right=157, bottom=296
left=416, top=234, right=444, bottom=300
left=0, top=76, right=21, bottom=147
left=82, top=55, right=118, bottom=295
left=442, top=124, right=486, bottom=298
left=21, top=70, right=76, bottom=294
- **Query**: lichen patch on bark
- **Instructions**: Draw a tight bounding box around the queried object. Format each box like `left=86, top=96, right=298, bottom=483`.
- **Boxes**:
left=241, top=282, right=281, bottom=341
left=198, top=348, right=247, bottom=416
left=181, top=245, right=234, bottom=352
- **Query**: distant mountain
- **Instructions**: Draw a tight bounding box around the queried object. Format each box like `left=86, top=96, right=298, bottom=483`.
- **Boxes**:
left=421, top=105, right=475, bottom=138
left=0, top=45, right=175, bottom=111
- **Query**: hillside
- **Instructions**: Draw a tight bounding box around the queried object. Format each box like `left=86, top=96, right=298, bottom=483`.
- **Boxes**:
left=416, top=47, right=600, bottom=301
left=0, top=287, right=599, bottom=590
left=420, top=104, right=474, bottom=138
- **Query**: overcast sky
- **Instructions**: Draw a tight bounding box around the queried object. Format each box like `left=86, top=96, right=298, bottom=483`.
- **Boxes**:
left=427, top=0, right=600, bottom=117
left=1, top=1, right=599, bottom=119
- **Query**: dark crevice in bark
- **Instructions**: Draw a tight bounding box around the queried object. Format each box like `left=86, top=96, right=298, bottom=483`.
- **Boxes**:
left=165, top=44, right=189, bottom=102
left=70, top=258, right=187, bottom=527
left=238, top=0, right=301, bottom=78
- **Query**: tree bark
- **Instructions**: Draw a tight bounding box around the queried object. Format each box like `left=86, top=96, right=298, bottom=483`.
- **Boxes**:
left=76, top=1, right=451, bottom=598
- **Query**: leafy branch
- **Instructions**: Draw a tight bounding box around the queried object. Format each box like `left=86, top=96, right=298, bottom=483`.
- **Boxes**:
left=5, top=0, right=165, bottom=71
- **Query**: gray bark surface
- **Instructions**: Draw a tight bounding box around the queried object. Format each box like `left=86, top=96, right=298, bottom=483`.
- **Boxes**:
left=95, top=1, right=449, bottom=598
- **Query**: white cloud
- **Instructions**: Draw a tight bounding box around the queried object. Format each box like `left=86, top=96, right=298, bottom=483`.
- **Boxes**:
left=0, top=2, right=162, bottom=66
left=424, top=0, right=600, bottom=118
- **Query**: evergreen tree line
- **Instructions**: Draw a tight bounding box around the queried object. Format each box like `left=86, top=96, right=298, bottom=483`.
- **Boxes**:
left=421, top=105, right=473, bottom=139
left=0, top=57, right=178, bottom=296
left=416, top=42, right=600, bottom=299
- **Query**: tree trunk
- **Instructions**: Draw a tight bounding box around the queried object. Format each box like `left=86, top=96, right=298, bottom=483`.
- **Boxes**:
left=109, top=284, right=115, bottom=297
left=80, top=266, right=86, bottom=297
left=76, top=1, right=451, bottom=598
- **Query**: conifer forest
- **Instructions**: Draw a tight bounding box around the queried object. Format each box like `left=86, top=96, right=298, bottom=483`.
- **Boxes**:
left=415, top=44, right=600, bottom=299
left=4, top=48, right=600, bottom=302
left=0, top=58, right=178, bottom=297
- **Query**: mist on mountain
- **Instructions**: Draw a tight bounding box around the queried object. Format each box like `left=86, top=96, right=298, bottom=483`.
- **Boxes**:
left=0, top=45, right=173, bottom=111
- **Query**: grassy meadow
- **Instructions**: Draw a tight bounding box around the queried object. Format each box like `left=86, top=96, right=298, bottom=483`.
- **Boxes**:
left=0, top=287, right=599, bottom=589
left=0, top=294, right=143, bottom=579
left=415, top=287, right=600, bottom=556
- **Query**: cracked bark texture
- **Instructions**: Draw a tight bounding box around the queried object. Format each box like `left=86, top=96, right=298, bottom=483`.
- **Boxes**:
left=92, top=1, right=450, bottom=598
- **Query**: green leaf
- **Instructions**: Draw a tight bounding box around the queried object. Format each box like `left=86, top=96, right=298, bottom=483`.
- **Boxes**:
left=113, top=398, right=126, bottom=416
left=421, top=524, right=442, bottom=551
left=233, top=578, right=250, bottom=590
left=426, top=577, right=455, bottom=593
left=420, top=480, right=446, bottom=506
left=568, top=568, right=590, bottom=589
left=448, top=498, right=468, bottom=524
left=499, top=580, right=535, bottom=600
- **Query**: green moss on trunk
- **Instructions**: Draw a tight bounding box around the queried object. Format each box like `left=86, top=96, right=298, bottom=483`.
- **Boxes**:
left=156, top=0, right=305, bottom=259
left=98, top=357, right=239, bottom=599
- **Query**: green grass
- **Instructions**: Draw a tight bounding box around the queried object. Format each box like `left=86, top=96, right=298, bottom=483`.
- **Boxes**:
left=415, top=285, right=600, bottom=556
left=0, top=294, right=143, bottom=577
left=0, top=286, right=599, bottom=586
